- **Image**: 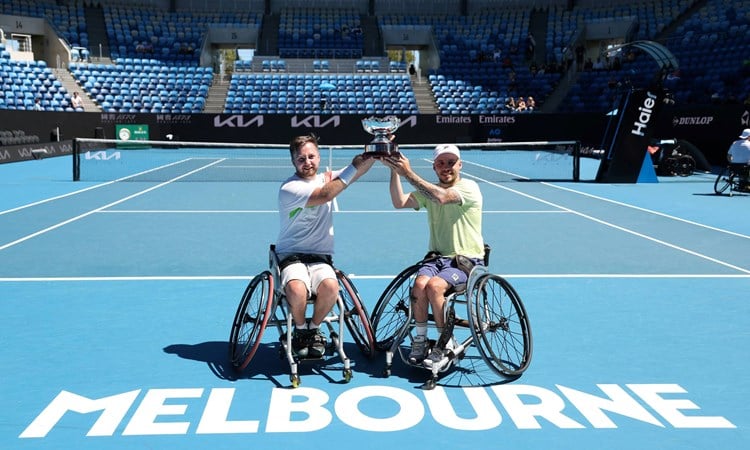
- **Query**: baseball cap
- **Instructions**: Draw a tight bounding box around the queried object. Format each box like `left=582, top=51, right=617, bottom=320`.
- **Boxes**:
left=433, top=144, right=461, bottom=161
left=740, top=129, right=750, bottom=139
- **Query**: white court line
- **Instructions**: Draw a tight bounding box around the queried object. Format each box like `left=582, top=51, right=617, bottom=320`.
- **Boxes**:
left=1, top=273, right=748, bottom=282
left=0, top=157, right=203, bottom=216
left=461, top=167, right=750, bottom=275
left=97, top=209, right=566, bottom=214
left=544, top=182, right=750, bottom=240
left=0, top=159, right=226, bottom=251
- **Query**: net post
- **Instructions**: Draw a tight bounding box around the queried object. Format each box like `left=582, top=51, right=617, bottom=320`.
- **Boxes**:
left=573, top=140, right=580, bottom=181
left=73, top=137, right=80, bottom=181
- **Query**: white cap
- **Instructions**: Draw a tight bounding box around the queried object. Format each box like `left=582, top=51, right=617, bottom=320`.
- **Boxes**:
left=740, top=129, right=750, bottom=139
left=433, top=144, right=461, bottom=161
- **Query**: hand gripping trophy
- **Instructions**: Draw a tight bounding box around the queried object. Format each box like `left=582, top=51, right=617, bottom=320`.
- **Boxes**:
left=361, top=115, right=401, bottom=158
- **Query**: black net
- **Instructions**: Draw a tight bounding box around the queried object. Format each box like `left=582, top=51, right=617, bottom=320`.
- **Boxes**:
left=72, top=138, right=580, bottom=183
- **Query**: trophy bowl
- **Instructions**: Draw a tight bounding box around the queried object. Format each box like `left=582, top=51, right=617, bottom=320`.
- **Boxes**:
left=362, top=116, right=400, bottom=157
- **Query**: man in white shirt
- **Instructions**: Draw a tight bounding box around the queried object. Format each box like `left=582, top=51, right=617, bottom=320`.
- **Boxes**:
left=277, top=134, right=374, bottom=358
left=727, top=128, right=750, bottom=189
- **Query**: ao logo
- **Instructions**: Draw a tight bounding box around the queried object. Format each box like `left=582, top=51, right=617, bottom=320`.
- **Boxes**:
left=118, top=128, right=131, bottom=141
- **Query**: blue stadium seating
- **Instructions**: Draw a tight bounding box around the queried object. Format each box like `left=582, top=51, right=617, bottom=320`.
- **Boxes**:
left=1, top=0, right=748, bottom=114
left=224, top=73, right=417, bottom=115
left=70, top=58, right=213, bottom=113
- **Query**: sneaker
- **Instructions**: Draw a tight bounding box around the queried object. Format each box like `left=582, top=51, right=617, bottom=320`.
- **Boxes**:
left=408, top=335, right=428, bottom=364
left=423, top=337, right=456, bottom=369
left=291, top=328, right=310, bottom=358
left=307, top=328, right=327, bottom=358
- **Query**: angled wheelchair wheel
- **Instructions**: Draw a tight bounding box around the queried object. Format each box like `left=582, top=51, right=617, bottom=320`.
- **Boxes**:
left=676, top=155, right=695, bottom=177
left=714, top=167, right=734, bottom=195
left=229, top=271, right=275, bottom=371
left=468, top=273, right=532, bottom=378
left=336, top=270, right=375, bottom=357
left=369, top=264, right=419, bottom=352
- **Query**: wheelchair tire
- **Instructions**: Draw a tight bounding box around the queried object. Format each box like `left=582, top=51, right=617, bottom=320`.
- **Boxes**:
left=676, top=155, right=695, bottom=177
left=468, top=274, right=532, bottom=378
left=336, top=270, right=376, bottom=357
left=369, top=264, right=419, bottom=352
left=229, top=271, right=274, bottom=371
left=714, top=167, right=734, bottom=195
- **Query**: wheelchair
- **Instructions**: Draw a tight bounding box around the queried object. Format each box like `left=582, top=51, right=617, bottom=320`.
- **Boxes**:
left=659, top=152, right=695, bottom=177
left=714, top=164, right=750, bottom=196
left=369, top=245, right=533, bottom=389
left=229, top=245, right=375, bottom=387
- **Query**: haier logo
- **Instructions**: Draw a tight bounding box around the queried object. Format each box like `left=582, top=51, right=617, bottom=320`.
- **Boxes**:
left=291, top=115, right=341, bottom=128
left=631, top=91, right=658, bottom=137
left=84, top=151, right=121, bottom=160
left=213, top=115, right=265, bottom=128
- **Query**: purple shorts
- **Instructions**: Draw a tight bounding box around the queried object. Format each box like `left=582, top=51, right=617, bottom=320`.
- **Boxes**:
left=417, top=256, right=481, bottom=287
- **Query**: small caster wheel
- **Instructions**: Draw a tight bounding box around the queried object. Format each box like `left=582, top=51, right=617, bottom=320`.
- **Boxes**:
left=290, top=375, right=301, bottom=388
left=343, top=369, right=353, bottom=383
left=423, top=378, right=436, bottom=390
left=382, top=368, right=391, bottom=378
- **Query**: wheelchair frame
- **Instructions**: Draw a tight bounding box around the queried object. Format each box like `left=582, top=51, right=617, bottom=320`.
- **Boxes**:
left=229, top=245, right=375, bottom=387
left=714, top=165, right=749, bottom=196
left=369, top=251, right=533, bottom=389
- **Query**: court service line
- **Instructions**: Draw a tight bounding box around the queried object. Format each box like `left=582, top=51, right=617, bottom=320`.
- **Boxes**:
left=543, top=182, right=750, bottom=240
left=96, top=209, right=567, bottom=214
left=0, top=157, right=205, bottom=216
left=0, top=159, right=226, bottom=251
left=1, top=273, right=749, bottom=282
left=465, top=173, right=750, bottom=274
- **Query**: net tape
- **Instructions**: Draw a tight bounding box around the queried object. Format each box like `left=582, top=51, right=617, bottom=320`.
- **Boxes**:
left=73, top=138, right=580, bottom=183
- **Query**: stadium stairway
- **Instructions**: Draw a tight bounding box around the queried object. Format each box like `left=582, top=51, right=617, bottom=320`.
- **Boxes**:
left=83, top=3, right=110, bottom=60
left=52, top=68, right=100, bottom=112
left=410, top=73, right=438, bottom=114
left=203, top=79, right=230, bottom=113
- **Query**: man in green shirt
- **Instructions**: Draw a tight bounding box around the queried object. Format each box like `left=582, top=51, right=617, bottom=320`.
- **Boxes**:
left=381, top=144, right=484, bottom=368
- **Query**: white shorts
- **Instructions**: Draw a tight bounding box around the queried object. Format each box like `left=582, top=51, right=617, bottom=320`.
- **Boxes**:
left=280, top=262, right=337, bottom=298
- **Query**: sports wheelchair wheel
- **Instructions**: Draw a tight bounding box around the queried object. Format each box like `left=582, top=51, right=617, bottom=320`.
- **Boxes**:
left=714, top=167, right=739, bottom=195
left=468, top=273, right=532, bottom=377
left=369, top=264, right=419, bottom=352
left=336, top=270, right=375, bottom=357
left=229, top=271, right=275, bottom=371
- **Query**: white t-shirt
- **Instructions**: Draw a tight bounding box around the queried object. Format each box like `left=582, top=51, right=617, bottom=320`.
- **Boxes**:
left=728, top=139, right=750, bottom=164
left=275, top=169, right=342, bottom=256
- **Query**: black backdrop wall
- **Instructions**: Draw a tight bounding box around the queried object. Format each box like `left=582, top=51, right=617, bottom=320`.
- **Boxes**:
left=1, top=104, right=747, bottom=167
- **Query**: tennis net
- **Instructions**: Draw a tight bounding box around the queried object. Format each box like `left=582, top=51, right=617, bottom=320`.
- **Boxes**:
left=72, top=138, right=582, bottom=183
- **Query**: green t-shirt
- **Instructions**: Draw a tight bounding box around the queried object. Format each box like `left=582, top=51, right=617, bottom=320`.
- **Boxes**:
left=413, top=178, right=484, bottom=258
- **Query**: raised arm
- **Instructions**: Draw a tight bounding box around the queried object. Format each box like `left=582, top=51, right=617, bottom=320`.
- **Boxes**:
left=307, top=153, right=375, bottom=206
left=382, top=154, right=461, bottom=206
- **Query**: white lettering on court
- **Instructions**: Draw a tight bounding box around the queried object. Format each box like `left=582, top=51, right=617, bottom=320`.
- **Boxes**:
left=18, top=384, right=736, bottom=438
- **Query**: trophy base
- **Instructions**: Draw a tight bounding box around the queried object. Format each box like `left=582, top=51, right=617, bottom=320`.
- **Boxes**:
left=364, top=150, right=400, bottom=159
left=365, top=142, right=398, bottom=158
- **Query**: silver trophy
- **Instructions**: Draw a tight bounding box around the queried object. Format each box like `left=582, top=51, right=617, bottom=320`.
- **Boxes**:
left=362, top=116, right=400, bottom=157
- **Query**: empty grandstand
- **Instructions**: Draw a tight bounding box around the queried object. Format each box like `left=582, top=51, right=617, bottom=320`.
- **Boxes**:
left=0, top=0, right=747, bottom=164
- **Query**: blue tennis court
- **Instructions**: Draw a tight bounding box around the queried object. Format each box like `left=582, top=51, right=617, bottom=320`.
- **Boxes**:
left=1, top=148, right=748, bottom=449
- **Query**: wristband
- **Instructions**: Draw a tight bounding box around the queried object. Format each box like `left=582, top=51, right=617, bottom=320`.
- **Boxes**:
left=337, top=164, right=357, bottom=185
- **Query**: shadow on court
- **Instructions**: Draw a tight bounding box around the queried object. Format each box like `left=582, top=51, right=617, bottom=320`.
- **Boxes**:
left=163, top=341, right=518, bottom=390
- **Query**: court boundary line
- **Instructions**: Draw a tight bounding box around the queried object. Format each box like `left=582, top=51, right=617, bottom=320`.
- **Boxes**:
left=0, top=159, right=226, bottom=251
left=544, top=182, right=750, bottom=240
left=1, top=273, right=748, bottom=282
left=460, top=166, right=750, bottom=274
left=0, top=156, right=215, bottom=217
left=95, top=209, right=569, bottom=214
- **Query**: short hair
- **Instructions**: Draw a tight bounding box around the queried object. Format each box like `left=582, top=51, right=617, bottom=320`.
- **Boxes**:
left=289, top=133, right=318, bottom=158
